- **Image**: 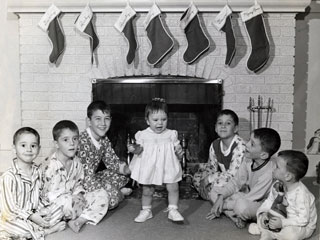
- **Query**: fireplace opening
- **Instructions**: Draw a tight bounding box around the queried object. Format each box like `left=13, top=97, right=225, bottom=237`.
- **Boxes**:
left=92, top=76, right=223, bottom=164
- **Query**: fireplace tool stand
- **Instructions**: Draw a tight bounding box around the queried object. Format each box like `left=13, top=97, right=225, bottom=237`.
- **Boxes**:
left=181, top=134, right=193, bottom=183
left=247, top=95, right=274, bottom=132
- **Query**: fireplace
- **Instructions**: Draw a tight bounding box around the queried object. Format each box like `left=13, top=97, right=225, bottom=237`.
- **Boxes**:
left=92, top=76, right=223, bottom=164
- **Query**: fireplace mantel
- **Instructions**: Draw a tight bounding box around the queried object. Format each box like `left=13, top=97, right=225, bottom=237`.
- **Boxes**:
left=7, top=0, right=311, bottom=13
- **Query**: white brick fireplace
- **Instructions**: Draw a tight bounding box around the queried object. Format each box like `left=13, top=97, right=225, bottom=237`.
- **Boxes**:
left=3, top=0, right=311, bottom=168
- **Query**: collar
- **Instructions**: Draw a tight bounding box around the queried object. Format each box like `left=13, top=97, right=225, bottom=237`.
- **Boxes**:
left=251, top=158, right=270, bottom=172
left=11, top=158, right=39, bottom=184
left=86, top=127, right=101, bottom=149
left=220, top=135, right=237, bottom=156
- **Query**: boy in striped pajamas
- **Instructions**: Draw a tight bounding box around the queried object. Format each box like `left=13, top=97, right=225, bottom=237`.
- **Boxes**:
left=0, top=127, right=65, bottom=240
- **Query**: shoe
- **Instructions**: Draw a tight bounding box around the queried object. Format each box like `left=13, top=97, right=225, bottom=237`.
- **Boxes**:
left=134, top=209, right=153, bottom=223
left=248, top=223, right=260, bottom=235
left=120, top=187, right=133, bottom=196
left=168, top=209, right=184, bottom=222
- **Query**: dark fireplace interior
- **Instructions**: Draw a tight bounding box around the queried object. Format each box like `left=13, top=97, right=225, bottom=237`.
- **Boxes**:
left=92, top=76, right=223, bottom=165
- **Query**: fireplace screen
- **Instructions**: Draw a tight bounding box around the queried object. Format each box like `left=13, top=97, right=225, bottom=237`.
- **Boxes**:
left=92, top=76, right=223, bottom=164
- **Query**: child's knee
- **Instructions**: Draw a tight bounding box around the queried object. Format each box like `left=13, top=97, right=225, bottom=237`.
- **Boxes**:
left=234, top=198, right=250, bottom=217
left=166, top=183, right=179, bottom=193
left=142, top=185, right=155, bottom=196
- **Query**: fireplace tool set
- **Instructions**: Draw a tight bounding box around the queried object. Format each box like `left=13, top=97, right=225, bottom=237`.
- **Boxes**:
left=247, top=95, right=274, bottom=132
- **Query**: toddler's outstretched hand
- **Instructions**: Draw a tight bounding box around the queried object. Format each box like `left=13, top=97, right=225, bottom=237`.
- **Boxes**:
left=127, top=144, right=143, bottom=155
left=174, top=144, right=184, bottom=159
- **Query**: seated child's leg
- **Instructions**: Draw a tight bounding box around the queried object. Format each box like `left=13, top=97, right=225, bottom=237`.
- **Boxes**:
left=259, top=229, right=274, bottom=240
left=275, top=226, right=307, bottom=240
left=80, top=189, right=109, bottom=225
left=45, top=204, right=65, bottom=226
left=67, top=217, right=87, bottom=233
left=43, top=221, right=66, bottom=237
left=233, top=197, right=261, bottom=221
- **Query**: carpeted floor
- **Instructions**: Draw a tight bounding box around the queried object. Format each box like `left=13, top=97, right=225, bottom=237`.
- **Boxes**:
left=47, top=178, right=319, bottom=240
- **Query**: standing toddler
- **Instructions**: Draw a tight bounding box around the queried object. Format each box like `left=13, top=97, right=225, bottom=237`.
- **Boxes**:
left=128, top=98, right=184, bottom=222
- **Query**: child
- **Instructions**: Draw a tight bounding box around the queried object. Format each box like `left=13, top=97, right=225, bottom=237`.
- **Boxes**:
left=193, top=109, right=246, bottom=200
left=254, top=150, right=317, bottom=240
left=306, top=128, right=320, bottom=155
left=206, top=128, right=281, bottom=229
left=128, top=98, right=185, bottom=223
left=0, top=127, right=65, bottom=240
left=41, top=120, right=109, bottom=233
left=77, top=101, right=131, bottom=209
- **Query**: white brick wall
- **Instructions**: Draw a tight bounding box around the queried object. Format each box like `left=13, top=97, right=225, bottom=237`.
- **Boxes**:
left=18, top=12, right=296, bottom=160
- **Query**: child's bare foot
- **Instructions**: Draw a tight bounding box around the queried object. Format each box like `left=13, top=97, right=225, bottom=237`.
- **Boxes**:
left=235, top=217, right=246, bottom=229
left=44, top=221, right=66, bottom=236
left=68, top=217, right=87, bottom=233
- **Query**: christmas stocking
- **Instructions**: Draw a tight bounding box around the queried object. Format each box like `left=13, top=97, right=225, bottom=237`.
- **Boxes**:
left=240, top=4, right=270, bottom=73
left=214, top=5, right=236, bottom=66
left=144, top=4, right=174, bottom=66
left=38, top=4, right=65, bottom=65
left=114, top=4, right=137, bottom=65
left=75, top=4, right=99, bottom=64
left=180, top=3, right=210, bottom=64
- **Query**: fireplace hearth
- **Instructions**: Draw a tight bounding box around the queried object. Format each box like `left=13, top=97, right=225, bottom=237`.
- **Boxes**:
left=92, top=76, right=223, bottom=164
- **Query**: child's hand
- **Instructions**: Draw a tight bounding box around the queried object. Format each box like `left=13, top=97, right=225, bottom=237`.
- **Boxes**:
left=123, top=165, right=131, bottom=175
left=268, top=216, right=282, bottom=230
left=29, top=213, right=50, bottom=228
left=127, top=144, right=143, bottom=155
left=259, top=212, right=269, bottom=229
left=174, top=144, right=184, bottom=159
left=206, top=195, right=223, bottom=220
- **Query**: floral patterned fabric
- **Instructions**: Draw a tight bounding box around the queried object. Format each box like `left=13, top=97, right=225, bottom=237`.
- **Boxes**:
left=41, top=153, right=109, bottom=224
left=77, top=130, right=129, bottom=209
left=193, top=135, right=246, bottom=200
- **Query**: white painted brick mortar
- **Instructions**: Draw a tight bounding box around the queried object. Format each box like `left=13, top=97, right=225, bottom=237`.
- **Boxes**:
left=18, top=13, right=296, bottom=159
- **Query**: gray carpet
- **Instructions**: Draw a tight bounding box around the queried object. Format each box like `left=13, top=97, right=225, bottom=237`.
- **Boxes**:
left=47, top=178, right=319, bottom=240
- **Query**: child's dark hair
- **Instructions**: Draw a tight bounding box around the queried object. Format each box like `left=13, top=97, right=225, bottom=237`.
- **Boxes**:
left=87, top=101, right=111, bottom=119
left=13, top=127, right=40, bottom=145
left=278, top=150, right=309, bottom=181
left=217, top=109, right=239, bottom=126
left=52, top=120, right=79, bottom=141
left=145, top=98, right=168, bottom=119
left=253, top=128, right=281, bottom=158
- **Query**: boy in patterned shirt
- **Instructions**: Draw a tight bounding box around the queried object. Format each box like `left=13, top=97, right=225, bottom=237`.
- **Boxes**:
left=41, top=120, right=109, bottom=233
left=77, top=101, right=131, bottom=209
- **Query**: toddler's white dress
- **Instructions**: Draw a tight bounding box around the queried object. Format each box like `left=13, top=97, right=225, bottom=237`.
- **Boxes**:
left=129, top=128, right=182, bottom=185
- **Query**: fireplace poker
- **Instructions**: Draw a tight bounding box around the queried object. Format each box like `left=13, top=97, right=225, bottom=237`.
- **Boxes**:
left=265, top=97, right=271, bottom=128
left=257, top=95, right=262, bottom=128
